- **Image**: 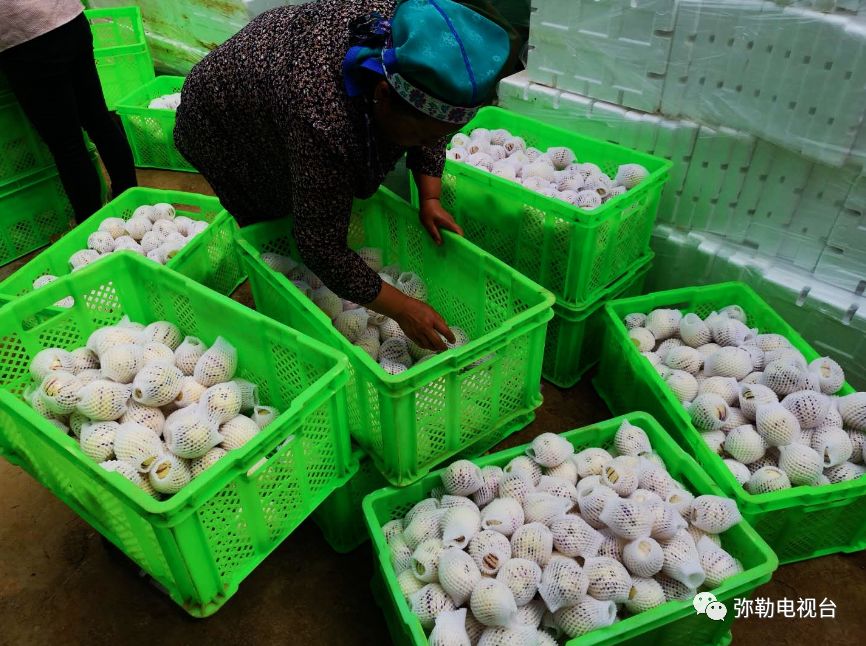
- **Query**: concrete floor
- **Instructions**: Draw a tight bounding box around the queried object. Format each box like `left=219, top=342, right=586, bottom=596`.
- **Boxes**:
left=0, top=170, right=864, bottom=645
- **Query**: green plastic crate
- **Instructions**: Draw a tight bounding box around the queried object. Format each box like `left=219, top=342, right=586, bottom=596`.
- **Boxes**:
left=0, top=90, right=55, bottom=185
left=238, top=187, right=554, bottom=487
left=0, top=167, right=76, bottom=266
left=0, top=253, right=355, bottom=616
left=313, top=449, right=387, bottom=553
left=86, top=7, right=155, bottom=110
left=116, top=75, right=194, bottom=172
left=544, top=254, right=652, bottom=388
left=594, top=282, right=866, bottom=565
left=0, top=187, right=245, bottom=299
left=422, top=106, right=671, bottom=309
left=363, top=413, right=778, bottom=646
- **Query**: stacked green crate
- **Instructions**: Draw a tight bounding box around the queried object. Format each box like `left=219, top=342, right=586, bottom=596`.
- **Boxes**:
left=413, top=107, right=671, bottom=387
left=116, top=76, right=193, bottom=172
left=85, top=7, right=155, bottom=110
left=0, top=77, right=105, bottom=265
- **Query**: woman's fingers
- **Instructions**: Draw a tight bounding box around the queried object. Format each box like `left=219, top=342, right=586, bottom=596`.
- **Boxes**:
left=423, top=218, right=443, bottom=245
left=432, top=316, right=455, bottom=345
left=436, top=213, right=464, bottom=237
left=425, top=328, right=448, bottom=352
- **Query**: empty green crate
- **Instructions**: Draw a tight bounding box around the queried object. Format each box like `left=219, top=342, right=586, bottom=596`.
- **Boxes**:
left=0, top=187, right=245, bottom=299
left=238, top=187, right=554, bottom=487
left=0, top=167, right=76, bottom=266
left=363, top=413, right=778, bottom=646
left=0, top=253, right=355, bottom=616
left=313, top=450, right=386, bottom=553
left=544, top=254, right=652, bottom=388
left=594, top=282, right=866, bottom=564
left=420, top=106, right=671, bottom=309
left=0, top=90, right=55, bottom=185
left=86, top=7, right=155, bottom=110
left=116, top=76, right=194, bottom=172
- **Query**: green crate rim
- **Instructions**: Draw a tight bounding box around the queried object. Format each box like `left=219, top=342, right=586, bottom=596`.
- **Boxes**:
left=0, top=187, right=237, bottom=297
left=115, top=75, right=185, bottom=114
left=543, top=257, right=653, bottom=389
left=85, top=7, right=149, bottom=58
left=362, top=412, right=779, bottom=645
left=600, top=281, right=865, bottom=510
left=0, top=164, right=68, bottom=199
left=445, top=106, right=673, bottom=223
left=0, top=253, right=352, bottom=522
left=553, top=252, right=655, bottom=319
left=237, top=188, right=555, bottom=392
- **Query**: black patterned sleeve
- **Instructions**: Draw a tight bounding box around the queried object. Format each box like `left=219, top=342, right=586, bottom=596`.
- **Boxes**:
left=289, top=124, right=383, bottom=305
left=406, top=136, right=446, bottom=178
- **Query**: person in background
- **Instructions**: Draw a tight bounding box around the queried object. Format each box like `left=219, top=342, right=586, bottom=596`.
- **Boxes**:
left=174, top=0, right=510, bottom=351
left=0, top=0, right=137, bottom=223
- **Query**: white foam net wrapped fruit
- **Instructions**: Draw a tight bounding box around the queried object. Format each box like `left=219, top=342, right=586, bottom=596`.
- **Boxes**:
left=449, top=129, right=648, bottom=213
left=23, top=320, right=279, bottom=500
left=626, top=304, right=863, bottom=494
left=379, top=421, right=749, bottom=644
left=81, top=204, right=205, bottom=267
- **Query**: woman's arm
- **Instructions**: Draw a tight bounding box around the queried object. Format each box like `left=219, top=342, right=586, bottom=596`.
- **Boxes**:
left=407, top=139, right=464, bottom=245
left=291, top=126, right=454, bottom=350
left=414, top=172, right=463, bottom=245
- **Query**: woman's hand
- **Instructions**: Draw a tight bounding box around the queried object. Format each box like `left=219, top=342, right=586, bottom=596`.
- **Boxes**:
left=367, top=282, right=455, bottom=352
left=393, top=297, right=454, bottom=351
left=419, top=198, right=463, bottom=246
left=415, top=173, right=463, bottom=245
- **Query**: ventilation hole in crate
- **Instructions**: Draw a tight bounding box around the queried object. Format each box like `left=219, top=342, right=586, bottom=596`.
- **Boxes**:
left=698, top=77, right=706, bottom=86
left=0, top=334, right=28, bottom=386
left=754, top=89, right=761, bottom=98
left=828, top=117, right=835, bottom=126
left=747, top=41, right=754, bottom=50
left=803, top=55, right=811, bottom=64
left=808, top=107, right=817, bottom=115
left=784, top=50, right=792, bottom=59
left=788, top=101, right=796, bottom=110
left=716, top=81, right=724, bottom=89
left=727, top=38, right=734, bottom=47
left=844, top=70, right=853, bottom=80
left=687, top=34, right=697, bottom=43
left=708, top=34, right=715, bottom=43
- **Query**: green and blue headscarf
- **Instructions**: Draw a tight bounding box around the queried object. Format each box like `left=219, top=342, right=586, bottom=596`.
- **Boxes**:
left=343, top=0, right=510, bottom=124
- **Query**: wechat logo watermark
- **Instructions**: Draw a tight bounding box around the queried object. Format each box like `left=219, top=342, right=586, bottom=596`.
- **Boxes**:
left=694, top=592, right=728, bottom=621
